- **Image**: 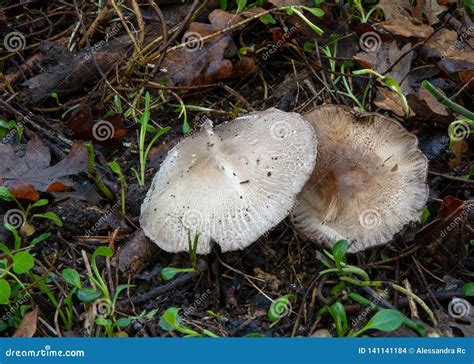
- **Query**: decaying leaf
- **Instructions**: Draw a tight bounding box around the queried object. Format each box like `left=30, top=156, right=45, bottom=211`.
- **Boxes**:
left=377, top=0, right=434, bottom=38
left=0, top=139, right=88, bottom=201
left=355, top=42, right=413, bottom=94
left=406, top=85, right=452, bottom=123
left=160, top=9, right=261, bottom=87
left=421, top=28, right=473, bottom=62
left=374, top=87, right=415, bottom=117
left=416, top=196, right=473, bottom=271
left=67, top=105, right=130, bottom=143
left=13, top=307, right=38, bottom=337
left=438, top=58, right=474, bottom=91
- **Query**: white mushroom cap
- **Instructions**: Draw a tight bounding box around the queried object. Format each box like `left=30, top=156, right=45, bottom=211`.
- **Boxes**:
left=291, top=105, right=428, bottom=253
left=140, top=108, right=317, bottom=254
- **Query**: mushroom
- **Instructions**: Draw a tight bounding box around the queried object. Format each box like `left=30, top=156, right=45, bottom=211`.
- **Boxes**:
left=140, top=108, right=317, bottom=254
left=291, top=105, right=428, bottom=252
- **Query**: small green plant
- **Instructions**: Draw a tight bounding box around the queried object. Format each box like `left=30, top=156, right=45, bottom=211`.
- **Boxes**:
left=0, top=119, right=23, bottom=142
left=50, top=91, right=61, bottom=106
left=160, top=233, right=200, bottom=281
left=350, top=0, right=378, bottom=23
left=85, top=142, right=114, bottom=200
left=286, top=6, right=324, bottom=35
left=0, top=186, right=62, bottom=236
left=131, top=92, right=171, bottom=186
left=317, top=240, right=427, bottom=337
left=353, top=69, right=410, bottom=116
left=61, top=246, right=147, bottom=337
left=107, top=160, right=127, bottom=214
left=159, top=307, right=219, bottom=337
left=268, top=293, right=294, bottom=324
left=0, top=224, right=56, bottom=332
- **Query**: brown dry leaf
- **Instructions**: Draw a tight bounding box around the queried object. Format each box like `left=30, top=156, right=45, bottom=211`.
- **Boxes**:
left=377, top=0, right=434, bottom=38
left=438, top=58, right=474, bottom=92
left=0, top=139, right=88, bottom=201
left=161, top=9, right=261, bottom=87
left=448, top=139, right=469, bottom=168
left=418, top=86, right=450, bottom=116
left=374, top=87, right=415, bottom=117
left=423, top=0, right=449, bottom=25
left=407, top=86, right=452, bottom=123
left=67, top=106, right=130, bottom=143
left=13, top=308, right=38, bottom=337
left=421, top=28, right=473, bottom=62
left=355, top=41, right=413, bottom=93
left=415, top=197, right=473, bottom=271
left=253, top=268, right=281, bottom=292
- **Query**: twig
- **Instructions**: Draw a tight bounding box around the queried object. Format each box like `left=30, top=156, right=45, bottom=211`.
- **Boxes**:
left=390, top=283, right=437, bottom=326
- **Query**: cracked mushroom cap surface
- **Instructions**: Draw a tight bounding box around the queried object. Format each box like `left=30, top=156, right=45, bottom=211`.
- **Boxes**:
left=291, top=105, right=428, bottom=253
left=140, top=108, right=317, bottom=254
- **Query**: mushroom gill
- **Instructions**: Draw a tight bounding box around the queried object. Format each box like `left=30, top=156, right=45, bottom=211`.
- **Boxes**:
left=291, top=105, right=429, bottom=252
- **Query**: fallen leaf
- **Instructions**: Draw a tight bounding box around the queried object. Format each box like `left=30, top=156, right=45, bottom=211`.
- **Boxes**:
left=418, top=86, right=450, bottom=116
left=438, top=58, right=474, bottom=91
left=13, top=307, right=38, bottom=337
left=377, top=0, right=434, bottom=39
left=374, top=87, right=415, bottom=117
left=420, top=28, right=473, bottom=62
left=160, top=9, right=261, bottom=87
left=67, top=106, right=130, bottom=143
left=0, top=139, right=88, bottom=201
left=355, top=42, right=413, bottom=94
left=416, top=197, right=473, bottom=271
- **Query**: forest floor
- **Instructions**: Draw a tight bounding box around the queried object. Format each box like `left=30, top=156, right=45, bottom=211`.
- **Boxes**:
left=0, top=0, right=473, bottom=338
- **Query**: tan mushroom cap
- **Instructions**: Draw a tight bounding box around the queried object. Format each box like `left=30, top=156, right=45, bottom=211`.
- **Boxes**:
left=140, top=108, right=317, bottom=254
left=291, top=105, right=428, bottom=252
